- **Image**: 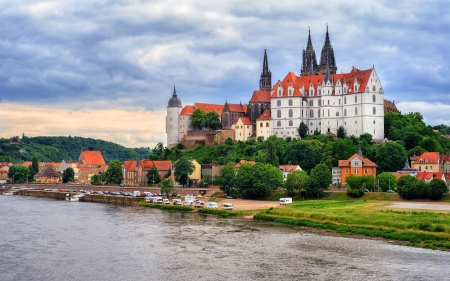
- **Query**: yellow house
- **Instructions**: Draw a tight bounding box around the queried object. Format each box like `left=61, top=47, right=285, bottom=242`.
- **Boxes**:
left=188, top=158, right=201, bottom=183
left=410, top=152, right=442, bottom=172
left=256, top=110, right=271, bottom=141
left=232, top=117, right=253, bottom=141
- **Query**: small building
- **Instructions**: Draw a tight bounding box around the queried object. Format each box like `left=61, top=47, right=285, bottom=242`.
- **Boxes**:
left=59, top=160, right=79, bottom=181
left=256, top=110, right=271, bottom=141
left=34, top=166, right=62, bottom=184
left=279, top=164, right=302, bottom=181
left=338, top=148, right=377, bottom=184
left=234, top=160, right=256, bottom=169
left=232, top=117, right=253, bottom=142
left=0, top=167, right=8, bottom=184
left=77, top=150, right=107, bottom=183
left=188, top=158, right=201, bottom=185
left=122, top=159, right=173, bottom=186
left=410, top=152, right=443, bottom=172
left=416, top=172, right=446, bottom=183
left=201, top=164, right=222, bottom=179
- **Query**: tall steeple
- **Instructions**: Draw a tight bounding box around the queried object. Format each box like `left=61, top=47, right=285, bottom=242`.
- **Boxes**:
left=136, top=155, right=141, bottom=168
left=259, top=48, right=272, bottom=92
left=404, top=156, right=411, bottom=169
left=301, top=27, right=318, bottom=76
left=358, top=141, right=363, bottom=157
left=319, top=25, right=337, bottom=75
left=167, top=82, right=182, bottom=108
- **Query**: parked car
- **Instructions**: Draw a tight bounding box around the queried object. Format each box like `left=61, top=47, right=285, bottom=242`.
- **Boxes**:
left=386, top=189, right=395, bottom=193
left=172, top=199, right=182, bottom=205
left=184, top=201, right=194, bottom=206
left=194, top=201, right=205, bottom=208
left=222, top=203, right=233, bottom=210
left=163, top=198, right=170, bottom=204
left=226, top=196, right=233, bottom=199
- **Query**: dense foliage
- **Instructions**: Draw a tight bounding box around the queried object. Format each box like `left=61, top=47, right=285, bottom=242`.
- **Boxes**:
left=160, top=178, right=175, bottom=194
left=173, top=158, right=195, bottom=187
left=235, top=163, right=283, bottom=199
left=215, top=162, right=236, bottom=195
left=397, top=175, right=448, bottom=200
left=62, top=167, right=75, bottom=183
left=104, top=160, right=123, bottom=184
left=190, top=109, right=222, bottom=130
left=0, top=136, right=149, bottom=163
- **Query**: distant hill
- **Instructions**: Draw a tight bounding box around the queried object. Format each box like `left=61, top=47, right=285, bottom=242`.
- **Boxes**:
left=0, top=136, right=150, bottom=163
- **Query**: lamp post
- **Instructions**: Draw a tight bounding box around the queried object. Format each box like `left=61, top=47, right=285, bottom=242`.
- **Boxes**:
left=153, top=174, right=155, bottom=187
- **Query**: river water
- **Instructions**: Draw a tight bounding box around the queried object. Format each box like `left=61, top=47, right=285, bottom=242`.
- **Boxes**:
left=1, top=196, right=449, bottom=281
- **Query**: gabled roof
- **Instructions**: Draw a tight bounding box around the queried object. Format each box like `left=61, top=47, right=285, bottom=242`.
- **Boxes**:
left=233, top=117, right=252, bottom=125
left=180, top=105, right=196, bottom=116
left=416, top=172, right=445, bottom=180
left=22, top=161, right=32, bottom=167
left=227, top=103, right=247, bottom=113
left=249, top=91, right=271, bottom=103
left=279, top=165, right=301, bottom=172
left=194, top=103, right=224, bottom=115
left=410, top=152, right=439, bottom=164
left=338, top=153, right=377, bottom=167
left=256, top=110, right=271, bottom=121
left=79, top=151, right=106, bottom=166
left=234, top=160, right=256, bottom=168
left=34, top=166, right=62, bottom=178
left=152, top=161, right=172, bottom=171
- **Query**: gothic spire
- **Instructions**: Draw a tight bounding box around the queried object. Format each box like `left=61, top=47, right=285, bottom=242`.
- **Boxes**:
left=259, top=48, right=272, bottom=92
left=319, top=25, right=337, bottom=75
left=309, top=55, right=314, bottom=76
left=301, top=27, right=318, bottom=76
left=167, top=81, right=182, bottom=107
left=262, top=48, right=269, bottom=75
left=404, top=156, right=411, bottom=169
left=137, top=155, right=141, bottom=168
left=358, top=141, right=363, bottom=157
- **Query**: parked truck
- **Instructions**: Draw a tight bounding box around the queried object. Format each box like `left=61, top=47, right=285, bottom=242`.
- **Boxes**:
left=153, top=196, right=163, bottom=204
left=279, top=198, right=292, bottom=205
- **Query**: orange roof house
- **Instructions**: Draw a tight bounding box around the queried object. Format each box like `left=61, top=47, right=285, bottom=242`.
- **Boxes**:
left=78, top=150, right=106, bottom=166
left=122, top=159, right=173, bottom=186
left=338, top=149, right=377, bottom=184
left=410, top=152, right=442, bottom=172
left=234, top=160, right=256, bottom=168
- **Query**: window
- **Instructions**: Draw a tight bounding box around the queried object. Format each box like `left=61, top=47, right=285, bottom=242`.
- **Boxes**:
left=373, top=85, right=376, bottom=91
left=328, top=109, right=330, bottom=117
left=373, top=95, right=376, bottom=102
left=354, top=168, right=359, bottom=174
left=310, top=89, right=313, bottom=96
left=277, top=110, right=281, bottom=118
left=318, top=109, right=321, bottom=117
left=355, top=107, right=358, bottom=115
left=260, top=122, right=263, bottom=127
left=344, top=97, right=347, bottom=104
left=289, top=109, right=293, bottom=117
left=278, top=90, right=282, bottom=96
left=328, top=100, right=330, bottom=105
left=366, top=87, right=369, bottom=93
left=373, top=107, right=376, bottom=115
left=318, top=99, right=321, bottom=106
left=345, top=169, right=349, bottom=174
left=354, top=85, right=357, bottom=92
left=344, top=109, right=347, bottom=116
left=364, top=169, right=368, bottom=174
left=169, top=118, right=172, bottom=122
left=266, top=122, right=269, bottom=127
left=289, top=99, right=293, bottom=106
left=339, top=99, right=341, bottom=105
left=371, top=169, right=374, bottom=174
left=319, top=89, right=321, bottom=95
left=277, top=100, right=281, bottom=106
left=310, top=109, right=314, bottom=118
left=355, top=96, right=357, bottom=103
left=344, top=88, right=347, bottom=94
left=289, top=89, right=292, bottom=96
left=309, top=100, right=314, bottom=106
left=336, top=112, right=340, bottom=117
left=277, top=121, right=281, bottom=127
left=289, top=120, right=293, bottom=126
left=302, top=110, right=303, bottom=118
left=373, top=120, right=376, bottom=124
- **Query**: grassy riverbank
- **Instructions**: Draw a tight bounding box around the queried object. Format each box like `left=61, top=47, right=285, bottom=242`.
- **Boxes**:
left=254, top=200, right=450, bottom=250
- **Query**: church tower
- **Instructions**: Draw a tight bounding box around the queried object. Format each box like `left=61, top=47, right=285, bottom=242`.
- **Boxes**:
left=259, top=48, right=272, bottom=92
left=318, top=25, right=337, bottom=75
left=301, top=28, right=318, bottom=76
left=166, top=83, right=182, bottom=148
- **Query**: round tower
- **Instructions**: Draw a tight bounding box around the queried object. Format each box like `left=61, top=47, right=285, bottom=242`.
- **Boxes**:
left=166, top=83, right=182, bottom=148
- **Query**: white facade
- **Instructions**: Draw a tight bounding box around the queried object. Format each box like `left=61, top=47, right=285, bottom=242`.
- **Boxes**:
left=270, top=67, right=384, bottom=141
left=232, top=117, right=253, bottom=141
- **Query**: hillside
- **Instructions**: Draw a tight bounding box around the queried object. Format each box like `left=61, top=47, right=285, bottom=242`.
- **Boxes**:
left=0, top=136, right=150, bottom=163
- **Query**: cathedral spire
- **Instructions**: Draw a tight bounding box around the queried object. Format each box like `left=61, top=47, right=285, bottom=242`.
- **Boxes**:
left=319, top=25, right=337, bottom=75
left=259, top=48, right=272, bottom=92
left=404, top=156, right=411, bottom=169
left=136, top=155, right=141, bottom=168
left=301, top=27, right=318, bottom=76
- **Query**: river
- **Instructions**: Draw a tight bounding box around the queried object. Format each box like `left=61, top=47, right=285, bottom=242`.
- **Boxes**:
left=1, top=195, right=449, bottom=281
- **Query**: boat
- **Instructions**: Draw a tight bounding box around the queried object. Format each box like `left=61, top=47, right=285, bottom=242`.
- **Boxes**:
left=3, top=191, right=14, bottom=196
left=65, top=194, right=79, bottom=202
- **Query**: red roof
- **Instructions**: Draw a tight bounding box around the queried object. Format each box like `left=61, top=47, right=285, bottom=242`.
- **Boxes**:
left=234, top=160, right=256, bottom=168
left=279, top=165, right=300, bottom=172
left=338, top=153, right=377, bottom=168
left=249, top=91, right=271, bottom=103
left=180, top=105, right=196, bottom=116
left=233, top=117, right=252, bottom=125
left=416, top=172, right=445, bottom=180
left=256, top=110, right=271, bottom=121
left=194, top=103, right=224, bottom=115
left=22, top=161, right=32, bottom=167
left=410, top=152, right=440, bottom=164
left=124, top=161, right=136, bottom=170
left=227, top=103, right=247, bottom=113
left=152, top=161, right=172, bottom=171
left=80, top=151, right=106, bottom=166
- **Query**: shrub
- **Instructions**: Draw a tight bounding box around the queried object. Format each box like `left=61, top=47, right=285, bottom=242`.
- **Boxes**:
left=433, top=225, right=445, bottom=232
left=418, top=222, right=432, bottom=231
left=347, top=188, right=364, bottom=198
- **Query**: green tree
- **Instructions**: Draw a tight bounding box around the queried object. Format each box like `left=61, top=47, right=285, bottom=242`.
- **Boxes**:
left=236, top=163, right=282, bottom=199
left=7, top=166, right=16, bottom=181
left=215, top=162, right=236, bottom=196
left=397, top=175, right=419, bottom=199
left=265, top=135, right=279, bottom=167
left=146, top=167, right=161, bottom=186
left=284, top=170, right=309, bottom=196
left=29, top=155, right=39, bottom=179
left=160, top=178, right=175, bottom=195
left=375, top=142, right=406, bottom=173
left=298, top=122, right=308, bottom=138
left=205, top=111, right=222, bottom=130
left=305, top=164, right=332, bottom=198
left=104, top=160, right=123, bottom=184
left=190, top=108, right=206, bottom=130
left=62, top=167, right=75, bottom=183
left=90, top=174, right=101, bottom=185
left=403, top=132, right=423, bottom=150
left=428, top=178, right=448, bottom=200
left=346, top=175, right=375, bottom=191
left=337, top=126, right=346, bottom=138
left=420, top=137, right=437, bottom=152
left=174, top=158, right=195, bottom=187
left=13, top=166, right=30, bottom=183
left=376, top=172, right=397, bottom=192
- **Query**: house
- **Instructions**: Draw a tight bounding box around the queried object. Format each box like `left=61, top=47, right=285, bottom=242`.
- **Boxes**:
left=256, top=110, right=271, bottom=141
left=232, top=117, right=253, bottom=141
left=416, top=172, right=446, bottom=183
left=410, top=152, right=442, bottom=172
left=0, top=167, right=8, bottom=183
left=279, top=165, right=302, bottom=181
left=395, top=156, right=418, bottom=179
left=122, top=159, right=173, bottom=186
left=34, top=166, right=62, bottom=184
left=201, top=164, right=222, bottom=180
left=188, top=158, right=201, bottom=185
left=443, top=154, right=450, bottom=173
left=234, top=160, right=256, bottom=169
left=77, top=150, right=107, bottom=183
left=337, top=148, right=377, bottom=184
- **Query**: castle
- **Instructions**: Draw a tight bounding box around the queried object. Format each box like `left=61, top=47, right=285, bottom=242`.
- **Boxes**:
left=166, top=27, right=390, bottom=148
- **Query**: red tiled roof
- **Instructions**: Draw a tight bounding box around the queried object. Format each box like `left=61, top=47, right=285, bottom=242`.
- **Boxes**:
left=232, top=117, right=252, bottom=125
left=153, top=161, right=172, bottom=171
left=80, top=151, right=106, bottom=166
left=180, top=105, right=196, bottom=116
left=22, top=161, right=32, bottom=167
left=124, top=161, right=136, bottom=170
left=40, top=162, right=60, bottom=168
left=227, top=103, right=246, bottom=113
left=234, top=160, right=256, bottom=168
left=256, top=110, right=271, bottom=121
left=279, top=165, right=301, bottom=172
left=194, top=103, right=224, bottom=115
left=249, top=91, right=271, bottom=103
left=410, top=152, right=440, bottom=164
left=416, top=172, right=445, bottom=180
left=338, top=154, right=377, bottom=167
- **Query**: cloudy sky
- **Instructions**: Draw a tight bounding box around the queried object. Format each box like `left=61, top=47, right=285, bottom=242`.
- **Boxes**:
left=0, top=0, right=449, bottom=148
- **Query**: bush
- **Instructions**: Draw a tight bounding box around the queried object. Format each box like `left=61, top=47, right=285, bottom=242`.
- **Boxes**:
left=347, top=188, right=364, bottom=198
left=433, top=225, right=445, bottom=232
left=418, top=222, right=432, bottom=231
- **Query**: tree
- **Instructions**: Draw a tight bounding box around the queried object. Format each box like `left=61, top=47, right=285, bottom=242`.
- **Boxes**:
left=236, top=163, right=283, bottom=199
left=298, top=122, right=308, bottom=138
left=337, top=126, right=346, bottom=138
left=7, top=166, right=16, bottom=181
left=397, top=175, right=419, bottom=199
left=346, top=175, right=375, bottom=191
left=190, top=108, right=206, bottom=130
left=29, top=156, right=39, bottom=180
left=375, top=142, right=406, bottom=173
left=104, top=160, right=123, bottom=184
left=284, top=170, right=309, bottom=196
left=160, top=178, right=175, bottom=195
left=13, top=166, right=30, bottom=183
left=62, top=167, right=75, bottom=183
left=205, top=111, right=222, bottom=130
left=376, top=172, right=397, bottom=192
left=174, top=158, right=195, bottom=187
left=215, top=162, right=236, bottom=196
left=146, top=167, right=161, bottom=186
left=403, top=132, right=423, bottom=150
left=305, top=164, right=332, bottom=198
left=265, top=135, right=279, bottom=167
left=90, top=174, right=100, bottom=185
left=428, top=178, right=448, bottom=200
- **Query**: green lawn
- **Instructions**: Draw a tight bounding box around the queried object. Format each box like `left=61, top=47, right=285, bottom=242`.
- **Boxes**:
left=255, top=200, right=450, bottom=250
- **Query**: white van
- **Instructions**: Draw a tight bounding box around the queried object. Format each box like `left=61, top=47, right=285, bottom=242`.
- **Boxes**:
left=133, top=191, right=141, bottom=197
left=221, top=203, right=233, bottom=210
left=153, top=196, right=163, bottom=204
left=185, top=195, right=196, bottom=202
left=145, top=196, right=153, bottom=203
left=184, top=201, right=194, bottom=206
left=280, top=198, right=292, bottom=205
left=162, top=198, right=170, bottom=204
left=206, top=202, right=218, bottom=209
left=172, top=199, right=182, bottom=205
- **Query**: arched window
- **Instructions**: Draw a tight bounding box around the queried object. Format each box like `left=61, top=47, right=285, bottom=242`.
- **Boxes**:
left=373, top=107, right=376, bottom=115
left=366, top=87, right=369, bottom=93
left=336, top=112, right=340, bottom=117
left=277, top=121, right=281, bottom=127
left=310, top=89, right=313, bottom=96
left=278, top=89, right=282, bottom=96
left=339, top=99, right=341, bottom=105
left=355, top=107, right=358, bottom=115
left=277, top=100, right=281, bottom=106
left=259, top=122, right=263, bottom=127
left=289, top=89, right=292, bottom=96
left=318, top=109, right=321, bottom=117
left=277, top=110, right=281, bottom=118
left=372, top=95, right=376, bottom=102
left=309, top=100, right=314, bottom=106
left=328, top=100, right=330, bottom=105
left=372, top=85, right=376, bottom=91
left=289, top=109, right=293, bottom=117
left=318, top=99, right=322, bottom=106
left=266, top=122, right=269, bottom=127
left=288, top=99, right=293, bottom=106
left=355, top=96, right=358, bottom=103
left=344, top=97, right=347, bottom=104
left=309, top=109, right=314, bottom=118
left=289, top=120, right=293, bottom=126
left=344, top=109, right=347, bottom=116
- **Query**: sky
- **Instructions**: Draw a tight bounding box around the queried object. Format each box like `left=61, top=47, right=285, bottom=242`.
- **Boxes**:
left=0, top=0, right=449, bottom=148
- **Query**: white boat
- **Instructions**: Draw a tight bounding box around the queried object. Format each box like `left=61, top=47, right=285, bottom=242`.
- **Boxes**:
left=65, top=194, right=79, bottom=202
left=3, top=191, right=14, bottom=196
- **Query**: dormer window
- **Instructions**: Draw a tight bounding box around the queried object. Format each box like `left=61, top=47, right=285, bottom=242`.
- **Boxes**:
left=289, top=89, right=292, bottom=96
left=278, top=89, right=282, bottom=96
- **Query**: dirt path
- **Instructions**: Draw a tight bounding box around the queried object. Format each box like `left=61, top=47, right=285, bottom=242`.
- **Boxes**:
left=386, top=201, right=450, bottom=211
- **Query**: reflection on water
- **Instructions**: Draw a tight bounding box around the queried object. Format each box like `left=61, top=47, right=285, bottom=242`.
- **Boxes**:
left=0, top=196, right=449, bottom=281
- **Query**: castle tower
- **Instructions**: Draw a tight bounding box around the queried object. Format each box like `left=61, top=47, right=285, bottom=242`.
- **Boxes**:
left=166, top=83, right=182, bottom=148
left=301, top=28, right=318, bottom=76
left=259, top=48, right=272, bottom=92
left=318, top=25, right=337, bottom=75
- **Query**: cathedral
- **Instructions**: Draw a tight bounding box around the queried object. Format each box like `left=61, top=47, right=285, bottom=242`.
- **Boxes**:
left=166, top=27, right=387, bottom=148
